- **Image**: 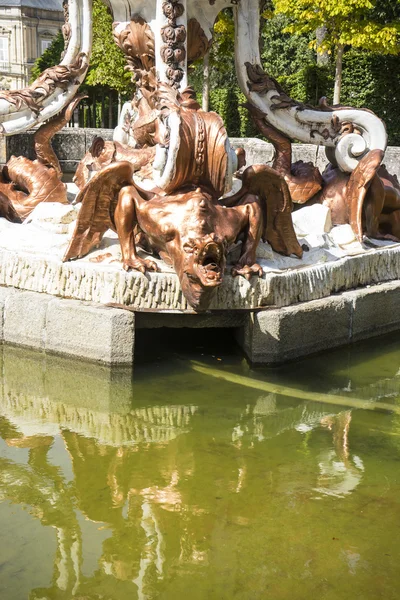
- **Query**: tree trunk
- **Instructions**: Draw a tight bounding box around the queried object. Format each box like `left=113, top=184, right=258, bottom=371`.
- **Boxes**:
left=101, top=89, right=106, bottom=128
left=118, top=93, right=122, bottom=120
left=316, top=27, right=329, bottom=66
left=92, top=89, right=97, bottom=128
left=109, top=91, right=113, bottom=129
left=333, top=44, right=344, bottom=105
left=202, top=51, right=210, bottom=112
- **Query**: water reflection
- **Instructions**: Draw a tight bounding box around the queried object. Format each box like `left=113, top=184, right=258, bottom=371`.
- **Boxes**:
left=0, top=341, right=400, bottom=599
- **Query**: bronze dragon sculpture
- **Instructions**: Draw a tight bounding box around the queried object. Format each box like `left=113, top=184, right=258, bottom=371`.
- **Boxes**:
left=64, top=83, right=302, bottom=310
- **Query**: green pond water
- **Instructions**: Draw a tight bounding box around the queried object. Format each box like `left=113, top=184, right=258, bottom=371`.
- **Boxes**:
left=0, top=329, right=400, bottom=599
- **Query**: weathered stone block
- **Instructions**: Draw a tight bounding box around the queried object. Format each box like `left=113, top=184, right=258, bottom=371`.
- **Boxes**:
left=0, top=286, right=17, bottom=340
left=230, top=138, right=274, bottom=167
left=52, top=130, right=86, bottom=161
left=238, top=295, right=352, bottom=365
left=348, top=281, right=400, bottom=342
left=45, top=299, right=135, bottom=364
left=6, top=133, right=35, bottom=161
left=61, top=160, right=80, bottom=173
left=3, top=290, right=51, bottom=349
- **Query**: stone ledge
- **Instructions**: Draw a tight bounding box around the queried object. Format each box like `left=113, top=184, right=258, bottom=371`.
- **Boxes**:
left=0, top=242, right=400, bottom=311
left=1, top=281, right=400, bottom=366
left=238, top=280, right=400, bottom=365
left=46, top=298, right=135, bottom=364
left=0, top=289, right=135, bottom=365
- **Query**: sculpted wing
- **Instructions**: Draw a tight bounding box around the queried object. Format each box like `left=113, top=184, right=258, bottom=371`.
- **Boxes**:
left=348, top=149, right=385, bottom=240
left=226, top=164, right=303, bottom=257
left=64, top=162, right=135, bottom=262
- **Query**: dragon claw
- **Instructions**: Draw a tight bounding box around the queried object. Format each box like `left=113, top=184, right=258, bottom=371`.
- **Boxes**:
left=231, top=262, right=263, bottom=279
left=122, top=257, right=159, bottom=273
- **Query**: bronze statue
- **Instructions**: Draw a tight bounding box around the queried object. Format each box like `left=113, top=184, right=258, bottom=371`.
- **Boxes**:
left=247, top=102, right=400, bottom=243
left=65, top=165, right=262, bottom=309
left=64, top=80, right=302, bottom=309
left=0, top=0, right=399, bottom=312
left=0, top=96, right=86, bottom=222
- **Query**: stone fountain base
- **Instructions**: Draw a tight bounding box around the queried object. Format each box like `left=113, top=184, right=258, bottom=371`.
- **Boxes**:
left=1, top=239, right=400, bottom=364
left=1, top=197, right=400, bottom=365
left=0, top=278, right=400, bottom=365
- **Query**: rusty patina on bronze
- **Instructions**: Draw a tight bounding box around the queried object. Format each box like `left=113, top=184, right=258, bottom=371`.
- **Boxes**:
left=66, top=77, right=305, bottom=309
left=74, top=137, right=156, bottom=190
left=3, top=157, right=68, bottom=220
left=224, top=164, right=303, bottom=258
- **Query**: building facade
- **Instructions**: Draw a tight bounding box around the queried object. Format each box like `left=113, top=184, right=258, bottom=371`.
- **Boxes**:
left=0, top=0, right=63, bottom=90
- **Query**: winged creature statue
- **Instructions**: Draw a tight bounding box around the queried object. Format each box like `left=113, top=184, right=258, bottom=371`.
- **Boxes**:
left=0, top=0, right=398, bottom=311
left=64, top=82, right=302, bottom=310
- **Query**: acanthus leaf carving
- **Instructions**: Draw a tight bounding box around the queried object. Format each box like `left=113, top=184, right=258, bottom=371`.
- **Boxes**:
left=113, top=16, right=155, bottom=87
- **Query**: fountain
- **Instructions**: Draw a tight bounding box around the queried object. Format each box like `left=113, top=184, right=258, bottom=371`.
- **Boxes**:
left=0, top=0, right=398, bottom=364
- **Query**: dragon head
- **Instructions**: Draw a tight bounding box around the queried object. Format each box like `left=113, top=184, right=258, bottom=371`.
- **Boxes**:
left=165, top=190, right=227, bottom=310
left=179, top=233, right=226, bottom=309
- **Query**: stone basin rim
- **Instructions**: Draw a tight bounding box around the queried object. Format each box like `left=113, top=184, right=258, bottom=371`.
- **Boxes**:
left=0, top=242, right=399, bottom=312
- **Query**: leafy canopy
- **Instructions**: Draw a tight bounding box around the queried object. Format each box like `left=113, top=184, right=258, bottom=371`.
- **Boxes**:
left=30, top=31, right=65, bottom=81
left=273, top=0, right=400, bottom=54
left=86, top=0, right=132, bottom=92
left=31, top=0, right=131, bottom=93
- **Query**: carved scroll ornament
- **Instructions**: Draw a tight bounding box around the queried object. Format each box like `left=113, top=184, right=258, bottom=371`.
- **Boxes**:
left=0, top=0, right=92, bottom=136
left=113, top=16, right=155, bottom=87
left=234, top=0, right=387, bottom=174
left=248, top=103, right=400, bottom=243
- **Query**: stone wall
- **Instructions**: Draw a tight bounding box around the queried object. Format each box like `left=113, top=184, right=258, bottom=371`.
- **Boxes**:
left=2, top=129, right=399, bottom=180
left=2, top=128, right=114, bottom=175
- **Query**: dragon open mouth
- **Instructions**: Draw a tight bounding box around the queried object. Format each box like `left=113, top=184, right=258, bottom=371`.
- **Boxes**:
left=196, top=241, right=224, bottom=285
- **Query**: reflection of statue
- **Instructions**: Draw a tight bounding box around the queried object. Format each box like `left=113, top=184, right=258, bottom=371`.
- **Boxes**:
left=0, top=420, right=82, bottom=598
left=315, top=411, right=364, bottom=498
left=4, top=343, right=400, bottom=599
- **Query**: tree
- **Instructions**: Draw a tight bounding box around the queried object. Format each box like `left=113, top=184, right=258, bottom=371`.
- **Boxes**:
left=273, top=0, right=400, bottom=103
left=85, top=0, right=132, bottom=94
left=31, top=0, right=132, bottom=128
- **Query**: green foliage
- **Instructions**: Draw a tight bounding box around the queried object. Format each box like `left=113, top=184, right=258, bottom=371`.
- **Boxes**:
left=261, top=13, right=315, bottom=77
left=30, top=0, right=132, bottom=127
left=341, top=49, right=400, bottom=144
left=86, top=0, right=132, bottom=93
left=30, top=31, right=64, bottom=82
left=190, top=10, right=257, bottom=138
left=31, top=0, right=131, bottom=94
left=273, top=0, right=400, bottom=55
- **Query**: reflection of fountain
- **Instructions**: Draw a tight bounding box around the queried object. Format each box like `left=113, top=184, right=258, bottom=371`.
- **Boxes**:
left=1, top=393, right=196, bottom=446
left=2, top=347, right=400, bottom=598
left=0, top=439, right=83, bottom=597
left=0, top=346, right=197, bottom=446
left=315, top=411, right=365, bottom=498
